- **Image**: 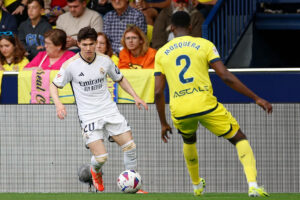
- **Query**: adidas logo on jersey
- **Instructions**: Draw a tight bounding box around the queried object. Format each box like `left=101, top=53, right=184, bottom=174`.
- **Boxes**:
left=79, top=72, right=85, bottom=76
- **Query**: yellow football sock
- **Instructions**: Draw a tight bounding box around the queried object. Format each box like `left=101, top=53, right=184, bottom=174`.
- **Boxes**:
left=183, top=143, right=201, bottom=185
left=236, top=140, right=257, bottom=183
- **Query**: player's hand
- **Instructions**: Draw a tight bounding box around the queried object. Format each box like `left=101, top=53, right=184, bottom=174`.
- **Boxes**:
left=56, top=103, right=67, bottom=119
left=161, top=124, right=172, bottom=143
left=134, top=97, right=148, bottom=110
left=256, top=98, right=272, bottom=114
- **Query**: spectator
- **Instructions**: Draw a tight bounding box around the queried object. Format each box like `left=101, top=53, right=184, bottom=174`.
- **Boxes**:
left=18, top=0, right=52, bottom=61
left=151, top=0, right=204, bottom=50
left=87, top=0, right=113, bottom=16
left=44, top=0, right=69, bottom=25
left=0, top=31, right=29, bottom=71
left=103, top=0, right=147, bottom=55
left=145, top=0, right=171, bottom=12
left=0, top=0, right=18, bottom=33
left=192, top=0, right=216, bottom=18
left=56, top=0, right=103, bottom=51
left=130, top=0, right=158, bottom=26
left=119, top=25, right=156, bottom=69
left=24, top=29, right=75, bottom=70
left=2, top=0, right=28, bottom=26
left=96, top=32, right=119, bottom=65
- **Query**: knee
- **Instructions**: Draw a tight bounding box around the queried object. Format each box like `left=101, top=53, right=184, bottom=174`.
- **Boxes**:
left=121, top=140, right=136, bottom=152
left=181, top=132, right=197, bottom=144
left=228, top=129, right=247, bottom=145
left=93, top=154, right=108, bottom=165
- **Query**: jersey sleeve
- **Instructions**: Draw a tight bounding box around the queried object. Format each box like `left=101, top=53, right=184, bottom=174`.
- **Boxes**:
left=207, top=42, right=221, bottom=64
left=107, top=59, right=123, bottom=82
left=52, top=66, right=72, bottom=88
left=154, top=50, right=164, bottom=76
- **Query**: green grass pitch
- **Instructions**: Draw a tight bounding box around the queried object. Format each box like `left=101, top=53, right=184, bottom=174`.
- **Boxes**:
left=0, top=193, right=299, bottom=200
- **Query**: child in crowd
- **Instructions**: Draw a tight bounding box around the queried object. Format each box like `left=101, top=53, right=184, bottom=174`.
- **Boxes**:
left=18, top=0, right=52, bottom=61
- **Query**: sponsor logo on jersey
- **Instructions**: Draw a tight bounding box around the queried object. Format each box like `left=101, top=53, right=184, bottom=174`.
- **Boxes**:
left=100, top=67, right=105, bottom=74
left=79, top=72, right=85, bottom=76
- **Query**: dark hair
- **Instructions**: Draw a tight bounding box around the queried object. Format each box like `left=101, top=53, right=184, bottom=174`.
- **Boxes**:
left=0, top=34, right=26, bottom=65
left=28, top=0, right=44, bottom=8
left=77, top=27, right=97, bottom=42
left=171, top=11, right=191, bottom=28
left=44, top=29, right=67, bottom=50
left=97, top=32, right=113, bottom=57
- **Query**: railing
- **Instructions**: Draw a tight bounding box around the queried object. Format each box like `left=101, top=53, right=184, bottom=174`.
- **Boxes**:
left=202, top=0, right=257, bottom=63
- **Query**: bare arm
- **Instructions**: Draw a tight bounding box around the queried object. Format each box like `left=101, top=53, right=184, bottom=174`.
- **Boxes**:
left=50, top=83, right=67, bottom=119
left=211, top=61, right=272, bottom=113
left=154, top=74, right=172, bottom=143
left=118, top=76, right=148, bottom=110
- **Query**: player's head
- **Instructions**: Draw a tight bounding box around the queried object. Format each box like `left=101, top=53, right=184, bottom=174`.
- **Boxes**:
left=171, top=11, right=192, bottom=37
left=77, top=27, right=97, bottom=61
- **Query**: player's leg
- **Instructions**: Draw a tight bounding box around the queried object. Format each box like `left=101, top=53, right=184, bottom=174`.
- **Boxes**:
left=172, top=116, right=205, bottom=196
left=108, top=115, right=148, bottom=194
left=82, top=125, right=107, bottom=192
left=111, top=131, right=137, bottom=170
left=229, top=130, right=270, bottom=197
left=201, top=103, right=269, bottom=197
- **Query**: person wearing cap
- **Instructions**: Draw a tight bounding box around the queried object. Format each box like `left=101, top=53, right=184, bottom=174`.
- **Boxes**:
left=151, top=0, right=204, bottom=50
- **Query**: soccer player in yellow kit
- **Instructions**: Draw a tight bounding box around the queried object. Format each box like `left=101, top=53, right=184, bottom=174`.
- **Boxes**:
left=154, top=11, right=272, bottom=197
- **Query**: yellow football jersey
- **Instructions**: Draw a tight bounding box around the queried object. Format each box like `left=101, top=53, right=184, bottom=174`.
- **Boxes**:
left=154, top=36, right=221, bottom=118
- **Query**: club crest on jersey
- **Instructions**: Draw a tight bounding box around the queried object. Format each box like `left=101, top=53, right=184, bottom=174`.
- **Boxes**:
left=100, top=67, right=105, bottom=74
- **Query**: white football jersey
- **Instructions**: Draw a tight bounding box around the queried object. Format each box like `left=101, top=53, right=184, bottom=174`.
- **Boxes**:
left=53, top=53, right=123, bottom=126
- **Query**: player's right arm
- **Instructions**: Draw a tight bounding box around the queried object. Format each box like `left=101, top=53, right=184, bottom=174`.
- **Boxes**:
left=210, top=60, right=273, bottom=113
left=50, top=83, right=67, bottom=120
left=154, top=74, right=172, bottom=143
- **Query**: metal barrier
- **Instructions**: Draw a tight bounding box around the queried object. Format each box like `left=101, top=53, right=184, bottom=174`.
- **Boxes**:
left=202, top=0, right=257, bottom=63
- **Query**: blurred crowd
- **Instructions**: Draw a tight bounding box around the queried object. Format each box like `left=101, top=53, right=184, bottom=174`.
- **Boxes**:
left=0, top=0, right=216, bottom=71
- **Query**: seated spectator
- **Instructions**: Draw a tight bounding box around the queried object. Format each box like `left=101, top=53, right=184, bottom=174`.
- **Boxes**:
left=96, top=32, right=119, bottom=65
left=2, top=0, right=28, bottom=26
left=118, top=25, right=156, bottom=69
left=44, top=0, right=69, bottom=25
left=87, top=0, right=113, bottom=16
left=130, top=0, right=158, bottom=26
left=56, top=0, right=103, bottom=51
left=103, top=0, right=147, bottom=55
left=0, top=31, right=29, bottom=71
left=192, top=0, right=216, bottom=18
left=145, top=0, right=171, bottom=12
left=24, top=29, right=75, bottom=70
left=18, top=0, right=52, bottom=61
left=0, top=0, right=18, bottom=33
left=151, top=0, right=204, bottom=50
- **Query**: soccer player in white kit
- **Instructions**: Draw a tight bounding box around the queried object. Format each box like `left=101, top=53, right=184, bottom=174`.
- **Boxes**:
left=50, top=27, right=148, bottom=192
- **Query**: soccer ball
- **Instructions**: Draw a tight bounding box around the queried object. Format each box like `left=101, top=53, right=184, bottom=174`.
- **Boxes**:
left=117, top=169, right=142, bottom=193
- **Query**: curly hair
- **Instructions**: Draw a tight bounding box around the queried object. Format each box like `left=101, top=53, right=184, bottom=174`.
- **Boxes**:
left=121, top=25, right=149, bottom=57
left=0, top=34, right=26, bottom=65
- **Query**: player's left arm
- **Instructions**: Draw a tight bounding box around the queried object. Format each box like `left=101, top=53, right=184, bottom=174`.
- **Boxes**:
left=211, top=60, right=272, bottom=113
left=118, top=77, right=148, bottom=110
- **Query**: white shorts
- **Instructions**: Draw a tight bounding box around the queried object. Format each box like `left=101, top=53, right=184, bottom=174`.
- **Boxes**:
left=81, top=113, right=131, bottom=145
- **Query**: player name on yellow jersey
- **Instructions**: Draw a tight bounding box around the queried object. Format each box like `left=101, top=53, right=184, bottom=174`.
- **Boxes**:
left=174, top=86, right=209, bottom=98
left=164, top=41, right=201, bottom=56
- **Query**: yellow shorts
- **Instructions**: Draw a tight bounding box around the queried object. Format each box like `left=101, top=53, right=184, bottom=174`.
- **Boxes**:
left=171, top=103, right=240, bottom=139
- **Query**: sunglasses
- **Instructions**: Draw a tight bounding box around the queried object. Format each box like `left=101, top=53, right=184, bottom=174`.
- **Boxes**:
left=0, top=31, right=14, bottom=37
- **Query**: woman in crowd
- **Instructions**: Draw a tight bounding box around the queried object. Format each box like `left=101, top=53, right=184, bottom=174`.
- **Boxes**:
left=24, top=29, right=75, bottom=70
left=118, top=25, right=156, bottom=69
left=96, top=32, right=119, bottom=65
left=0, top=31, right=29, bottom=71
